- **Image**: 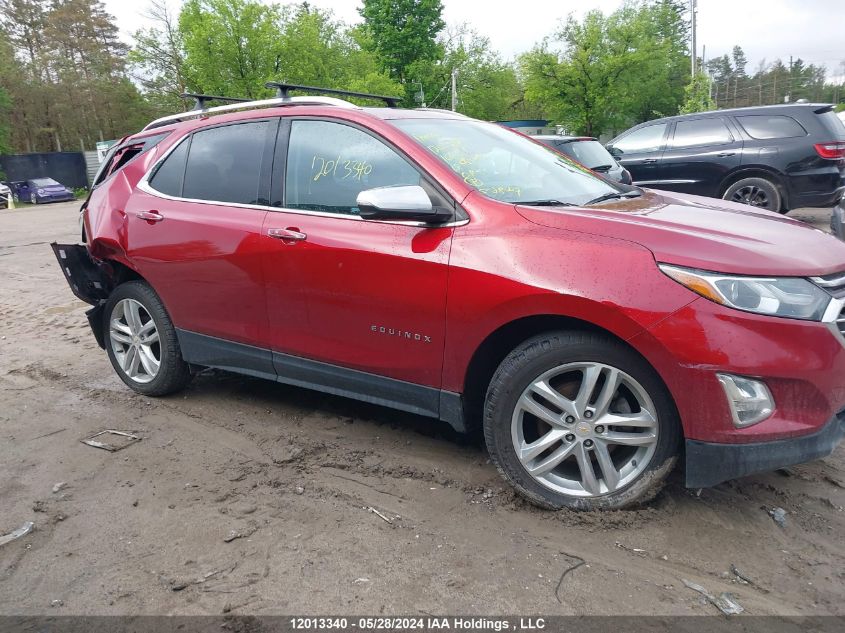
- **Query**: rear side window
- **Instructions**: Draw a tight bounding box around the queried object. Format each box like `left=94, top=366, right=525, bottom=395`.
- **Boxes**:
left=149, top=139, right=189, bottom=197
left=817, top=111, right=845, bottom=140
left=671, top=118, right=733, bottom=148
left=182, top=121, right=269, bottom=205
left=736, top=115, right=806, bottom=140
left=612, top=123, right=667, bottom=155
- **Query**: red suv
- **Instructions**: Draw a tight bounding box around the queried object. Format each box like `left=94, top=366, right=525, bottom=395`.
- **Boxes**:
left=53, top=85, right=845, bottom=510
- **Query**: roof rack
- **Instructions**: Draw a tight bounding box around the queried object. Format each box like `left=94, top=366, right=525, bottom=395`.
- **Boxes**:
left=266, top=82, right=402, bottom=108
left=180, top=92, right=252, bottom=110
left=142, top=95, right=359, bottom=131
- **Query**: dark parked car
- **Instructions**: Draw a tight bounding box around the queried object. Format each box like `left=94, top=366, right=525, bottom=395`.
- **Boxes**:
left=12, top=178, right=75, bottom=204
left=607, top=104, right=845, bottom=212
left=534, top=135, right=632, bottom=184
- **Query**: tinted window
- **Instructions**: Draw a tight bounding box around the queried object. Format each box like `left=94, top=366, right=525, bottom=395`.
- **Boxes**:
left=671, top=118, right=733, bottom=147
left=182, top=121, right=269, bottom=205
left=613, top=124, right=667, bottom=154
left=149, top=139, right=189, bottom=197
left=736, top=115, right=806, bottom=140
left=556, top=140, right=615, bottom=169
left=285, top=120, right=421, bottom=215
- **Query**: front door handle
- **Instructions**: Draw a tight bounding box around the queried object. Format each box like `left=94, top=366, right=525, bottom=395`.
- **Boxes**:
left=268, top=227, right=307, bottom=243
left=642, top=158, right=659, bottom=164
left=136, top=210, right=164, bottom=222
left=717, top=151, right=737, bottom=157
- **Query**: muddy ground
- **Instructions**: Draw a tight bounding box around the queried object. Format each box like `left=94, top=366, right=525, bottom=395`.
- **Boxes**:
left=0, top=201, right=843, bottom=616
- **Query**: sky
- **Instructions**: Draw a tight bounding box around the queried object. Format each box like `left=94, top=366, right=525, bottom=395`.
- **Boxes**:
left=102, top=0, right=845, bottom=82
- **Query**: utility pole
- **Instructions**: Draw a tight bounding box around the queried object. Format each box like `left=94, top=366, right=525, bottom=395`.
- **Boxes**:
left=451, top=68, right=458, bottom=112
left=690, top=0, right=698, bottom=76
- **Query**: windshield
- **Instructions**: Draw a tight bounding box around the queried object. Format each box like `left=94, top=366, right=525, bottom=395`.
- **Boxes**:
left=32, top=178, right=60, bottom=187
left=556, top=140, right=615, bottom=170
left=391, top=119, right=621, bottom=205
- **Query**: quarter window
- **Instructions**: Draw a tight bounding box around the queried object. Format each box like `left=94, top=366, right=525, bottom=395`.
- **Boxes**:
left=148, top=139, right=189, bottom=197
left=671, top=118, right=733, bottom=148
left=182, top=121, right=269, bottom=205
left=736, top=115, right=807, bottom=140
left=284, top=120, right=421, bottom=215
left=612, top=124, right=667, bottom=155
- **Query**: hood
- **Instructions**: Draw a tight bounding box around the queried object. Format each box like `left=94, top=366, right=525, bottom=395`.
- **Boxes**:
left=516, top=189, right=845, bottom=277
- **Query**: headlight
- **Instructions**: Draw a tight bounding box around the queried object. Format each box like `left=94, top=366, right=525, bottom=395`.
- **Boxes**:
left=659, top=264, right=831, bottom=321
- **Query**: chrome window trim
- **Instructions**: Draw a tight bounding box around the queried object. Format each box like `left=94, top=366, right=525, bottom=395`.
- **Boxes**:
left=138, top=150, right=468, bottom=229
left=139, top=116, right=469, bottom=229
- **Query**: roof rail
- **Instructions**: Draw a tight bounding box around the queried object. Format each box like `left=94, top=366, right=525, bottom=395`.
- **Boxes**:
left=266, top=82, right=402, bottom=108
left=180, top=92, right=252, bottom=110
left=141, top=95, right=359, bottom=131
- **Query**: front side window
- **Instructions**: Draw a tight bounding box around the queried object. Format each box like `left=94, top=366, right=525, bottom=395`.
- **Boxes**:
left=671, top=118, right=733, bottom=148
left=182, top=121, right=269, bottom=205
left=390, top=119, right=620, bottom=205
left=737, top=115, right=807, bottom=140
left=612, top=124, right=668, bottom=155
left=284, top=120, right=421, bottom=215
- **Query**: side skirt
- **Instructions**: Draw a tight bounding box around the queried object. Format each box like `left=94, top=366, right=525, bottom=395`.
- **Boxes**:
left=176, top=329, right=466, bottom=432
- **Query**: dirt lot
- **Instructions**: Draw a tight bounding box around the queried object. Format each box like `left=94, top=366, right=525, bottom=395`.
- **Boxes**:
left=0, top=201, right=843, bottom=617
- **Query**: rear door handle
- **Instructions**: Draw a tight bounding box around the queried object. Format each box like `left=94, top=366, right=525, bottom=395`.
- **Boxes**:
left=717, top=152, right=737, bottom=157
left=136, top=210, right=164, bottom=222
left=642, top=158, right=659, bottom=164
left=268, top=227, right=307, bottom=243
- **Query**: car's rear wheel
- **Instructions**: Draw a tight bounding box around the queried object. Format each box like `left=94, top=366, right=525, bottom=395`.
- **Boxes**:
left=483, top=331, right=680, bottom=510
left=723, top=177, right=781, bottom=212
left=104, top=281, right=192, bottom=396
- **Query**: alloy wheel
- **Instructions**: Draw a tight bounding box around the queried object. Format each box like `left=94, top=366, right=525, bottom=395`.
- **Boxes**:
left=109, top=298, right=161, bottom=384
left=731, top=185, right=769, bottom=208
left=511, top=362, right=659, bottom=497
left=30, top=193, right=36, bottom=204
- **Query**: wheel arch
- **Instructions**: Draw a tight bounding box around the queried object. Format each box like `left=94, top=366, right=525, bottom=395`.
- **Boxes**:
left=717, top=166, right=790, bottom=211
left=460, top=314, right=682, bottom=436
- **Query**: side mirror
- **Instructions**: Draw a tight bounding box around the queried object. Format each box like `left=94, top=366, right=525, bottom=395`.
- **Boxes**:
left=356, top=185, right=451, bottom=223
left=606, top=145, right=622, bottom=157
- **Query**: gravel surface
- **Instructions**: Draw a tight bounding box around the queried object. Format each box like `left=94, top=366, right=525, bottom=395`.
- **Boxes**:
left=0, top=201, right=843, bottom=616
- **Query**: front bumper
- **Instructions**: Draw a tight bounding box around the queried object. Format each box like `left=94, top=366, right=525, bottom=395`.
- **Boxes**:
left=686, top=409, right=845, bottom=487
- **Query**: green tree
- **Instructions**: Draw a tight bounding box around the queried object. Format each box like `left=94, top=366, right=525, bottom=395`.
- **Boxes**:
left=179, top=0, right=283, bottom=99
left=128, top=0, right=186, bottom=115
left=680, top=71, right=715, bottom=113
left=521, top=1, right=690, bottom=136
left=359, top=0, right=445, bottom=104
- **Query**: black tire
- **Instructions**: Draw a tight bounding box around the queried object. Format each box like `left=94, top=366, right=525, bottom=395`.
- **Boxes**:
left=30, top=193, right=37, bottom=205
left=483, top=331, right=681, bottom=511
left=723, top=177, right=782, bottom=212
left=103, top=281, right=192, bottom=396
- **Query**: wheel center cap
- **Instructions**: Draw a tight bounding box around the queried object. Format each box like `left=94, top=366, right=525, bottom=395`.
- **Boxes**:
left=576, top=423, right=591, bottom=436
left=132, top=336, right=140, bottom=345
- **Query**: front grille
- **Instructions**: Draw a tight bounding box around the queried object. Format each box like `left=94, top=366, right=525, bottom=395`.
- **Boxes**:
left=838, top=305, right=845, bottom=338
left=812, top=271, right=845, bottom=299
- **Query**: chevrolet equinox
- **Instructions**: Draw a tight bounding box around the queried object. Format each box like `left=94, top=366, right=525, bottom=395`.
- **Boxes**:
left=53, top=84, right=845, bottom=510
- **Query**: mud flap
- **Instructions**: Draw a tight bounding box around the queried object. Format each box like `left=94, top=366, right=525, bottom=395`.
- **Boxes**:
left=51, top=243, right=112, bottom=349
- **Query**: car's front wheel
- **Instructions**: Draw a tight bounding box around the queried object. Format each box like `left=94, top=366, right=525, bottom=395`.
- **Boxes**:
left=29, top=193, right=37, bottom=205
left=484, top=331, right=680, bottom=510
left=104, top=281, right=192, bottom=396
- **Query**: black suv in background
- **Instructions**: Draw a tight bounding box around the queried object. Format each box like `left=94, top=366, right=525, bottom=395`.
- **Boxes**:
left=607, top=104, right=845, bottom=212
